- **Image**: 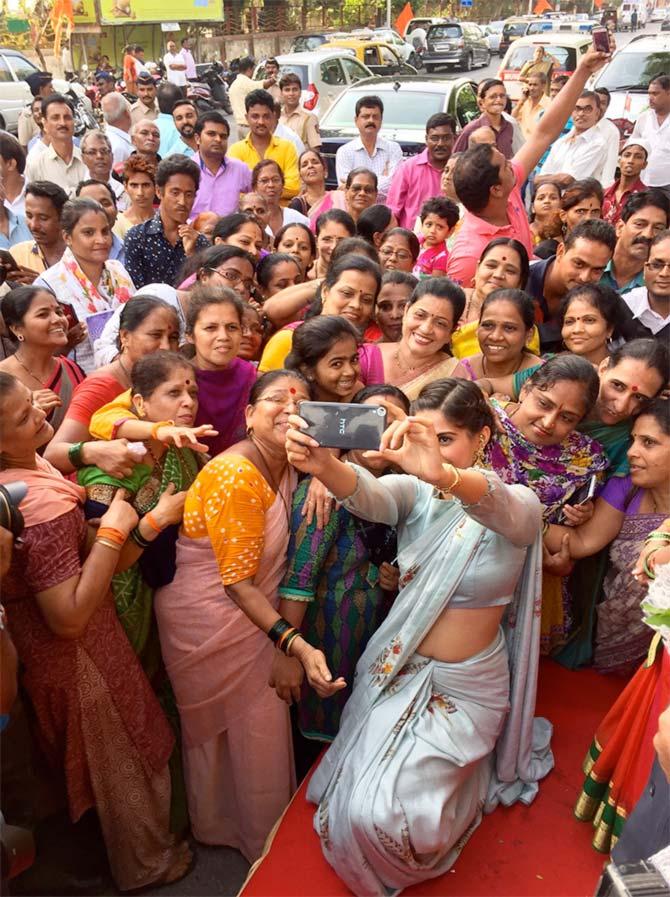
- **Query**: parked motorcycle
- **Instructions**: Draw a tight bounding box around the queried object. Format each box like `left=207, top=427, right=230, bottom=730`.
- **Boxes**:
left=188, top=62, right=233, bottom=115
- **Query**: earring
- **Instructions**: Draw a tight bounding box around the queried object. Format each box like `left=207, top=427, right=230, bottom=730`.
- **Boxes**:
left=474, top=433, right=487, bottom=467
left=246, top=426, right=253, bottom=438
left=17, top=334, right=24, bottom=342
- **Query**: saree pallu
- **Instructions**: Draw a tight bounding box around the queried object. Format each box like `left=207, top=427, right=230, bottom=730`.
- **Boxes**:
left=593, top=511, right=665, bottom=675
left=154, top=475, right=296, bottom=863
left=575, top=637, right=668, bottom=852
left=46, top=356, right=86, bottom=431
left=313, top=634, right=510, bottom=895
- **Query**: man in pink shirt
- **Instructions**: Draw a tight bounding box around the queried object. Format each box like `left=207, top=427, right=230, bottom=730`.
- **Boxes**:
left=446, top=45, right=612, bottom=287
left=387, top=113, right=456, bottom=229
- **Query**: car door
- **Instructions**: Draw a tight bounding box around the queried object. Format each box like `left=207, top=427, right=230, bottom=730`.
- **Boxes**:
left=453, top=80, right=480, bottom=128
left=318, top=57, right=348, bottom=113
left=469, top=25, right=487, bottom=62
left=379, top=45, right=402, bottom=75
left=341, top=55, right=373, bottom=85
left=0, top=53, right=31, bottom=133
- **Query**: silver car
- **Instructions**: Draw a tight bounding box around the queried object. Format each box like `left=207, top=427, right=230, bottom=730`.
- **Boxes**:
left=253, top=49, right=373, bottom=118
left=0, top=48, right=91, bottom=134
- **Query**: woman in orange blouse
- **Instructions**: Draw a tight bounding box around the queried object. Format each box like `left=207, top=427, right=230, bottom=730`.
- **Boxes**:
left=154, top=370, right=343, bottom=862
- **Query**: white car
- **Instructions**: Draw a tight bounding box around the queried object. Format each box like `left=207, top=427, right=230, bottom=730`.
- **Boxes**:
left=253, top=50, right=373, bottom=118
left=483, top=21, right=505, bottom=55
left=591, top=34, right=670, bottom=134
left=0, top=48, right=90, bottom=134
left=651, top=5, right=669, bottom=21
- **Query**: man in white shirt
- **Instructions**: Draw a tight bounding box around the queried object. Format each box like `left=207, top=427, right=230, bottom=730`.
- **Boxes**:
left=181, top=37, right=197, bottom=80
left=631, top=75, right=670, bottom=196
left=163, top=40, right=187, bottom=89
left=537, top=90, right=608, bottom=186
left=24, top=95, right=88, bottom=197
left=335, top=95, right=403, bottom=200
left=80, top=130, right=127, bottom=209
left=101, top=92, right=133, bottom=166
left=623, top=230, right=670, bottom=340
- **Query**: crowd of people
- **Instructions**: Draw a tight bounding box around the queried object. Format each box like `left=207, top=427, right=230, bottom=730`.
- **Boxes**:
left=1, top=34, right=670, bottom=897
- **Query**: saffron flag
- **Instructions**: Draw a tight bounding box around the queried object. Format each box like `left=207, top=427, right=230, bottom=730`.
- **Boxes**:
left=395, top=2, right=414, bottom=36
left=533, top=0, right=553, bottom=12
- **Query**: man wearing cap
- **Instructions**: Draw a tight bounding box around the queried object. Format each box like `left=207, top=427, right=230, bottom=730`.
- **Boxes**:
left=131, top=73, right=159, bottom=125
left=602, top=139, right=650, bottom=225
left=18, top=72, right=53, bottom=150
left=24, top=95, right=88, bottom=198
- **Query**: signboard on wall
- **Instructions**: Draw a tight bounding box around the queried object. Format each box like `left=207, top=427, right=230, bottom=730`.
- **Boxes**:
left=99, top=0, right=221, bottom=24
left=73, top=0, right=99, bottom=25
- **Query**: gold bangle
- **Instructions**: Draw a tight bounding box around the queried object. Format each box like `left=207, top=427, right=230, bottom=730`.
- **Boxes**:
left=441, top=463, right=462, bottom=493
left=95, top=537, right=122, bottom=552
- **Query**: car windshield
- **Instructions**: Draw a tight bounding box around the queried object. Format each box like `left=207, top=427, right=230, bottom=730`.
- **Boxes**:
left=428, top=25, right=462, bottom=39
left=506, top=44, right=575, bottom=70
left=596, top=51, right=670, bottom=90
left=257, top=63, right=309, bottom=86
left=503, top=22, right=529, bottom=37
left=292, top=36, right=324, bottom=52
left=324, top=89, right=444, bottom=128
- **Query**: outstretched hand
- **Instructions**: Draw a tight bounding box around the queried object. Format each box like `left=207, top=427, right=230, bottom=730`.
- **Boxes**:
left=155, top=423, right=218, bottom=453
left=363, top=416, right=445, bottom=486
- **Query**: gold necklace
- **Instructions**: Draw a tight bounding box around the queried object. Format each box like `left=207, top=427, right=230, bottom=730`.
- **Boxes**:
left=393, top=346, right=434, bottom=375
left=14, top=352, right=54, bottom=388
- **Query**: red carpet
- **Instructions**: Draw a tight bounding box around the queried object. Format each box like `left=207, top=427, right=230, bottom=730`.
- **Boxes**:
left=241, top=660, right=626, bottom=897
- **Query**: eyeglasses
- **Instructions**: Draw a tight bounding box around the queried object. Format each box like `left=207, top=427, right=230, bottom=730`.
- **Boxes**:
left=380, top=247, right=412, bottom=261
left=242, top=206, right=267, bottom=216
left=82, top=148, right=111, bottom=157
left=257, top=177, right=282, bottom=187
left=242, top=323, right=263, bottom=336
left=256, top=391, right=300, bottom=407
left=646, top=259, right=670, bottom=272
left=208, top=267, right=255, bottom=291
left=349, top=185, right=376, bottom=194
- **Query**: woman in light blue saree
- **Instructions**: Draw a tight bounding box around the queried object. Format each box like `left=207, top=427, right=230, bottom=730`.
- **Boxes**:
left=285, top=378, right=552, bottom=896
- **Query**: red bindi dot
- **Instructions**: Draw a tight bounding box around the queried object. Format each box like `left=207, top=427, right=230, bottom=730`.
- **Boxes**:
left=185, top=379, right=191, bottom=385
left=631, top=385, right=639, bottom=392
left=289, top=387, right=296, bottom=395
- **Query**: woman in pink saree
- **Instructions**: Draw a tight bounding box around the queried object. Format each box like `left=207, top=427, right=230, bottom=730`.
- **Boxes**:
left=155, top=370, right=343, bottom=862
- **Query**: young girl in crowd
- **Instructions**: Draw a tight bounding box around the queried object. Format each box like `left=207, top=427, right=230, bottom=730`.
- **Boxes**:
left=256, top=254, right=303, bottom=302
left=414, top=198, right=460, bottom=278
left=0, top=286, right=85, bottom=428
left=212, top=213, right=265, bottom=262
left=274, top=223, right=316, bottom=278
left=239, top=303, right=264, bottom=364
left=277, top=384, right=409, bottom=757
left=374, top=271, right=417, bottom=343
left=356, top=205, right=397, bottom=249
left=285, top=316, right=364, bottom=403
left=312, top=209, right=356, bottom=279
left=530, top=181, right=563, bottom=246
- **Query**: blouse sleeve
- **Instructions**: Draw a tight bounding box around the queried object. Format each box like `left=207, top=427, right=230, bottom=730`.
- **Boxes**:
left=279, top=478, right=340, bottom=603
left=600, top=475, right=633, bottom=512
left=339, top=464, right=419, bottom=527
left=22, top=510, right=84, bottom=592
left=65, top=376, right=126, bottom=426
left=189, top=455, right=275, bottom=586
left=89, top=389, right=136, bottom=440
left=461, top=470, right=542, bottom=548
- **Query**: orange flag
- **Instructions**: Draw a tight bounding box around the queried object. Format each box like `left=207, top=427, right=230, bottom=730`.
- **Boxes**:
left=594, top=0, right=603, bottom=8
left=533, top=0, right=553, bottom=12
left=395, top=2, right=414, bottom=36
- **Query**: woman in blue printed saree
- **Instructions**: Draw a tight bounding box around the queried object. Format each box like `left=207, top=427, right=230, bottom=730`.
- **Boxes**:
left=285, top=379, right=552, bottom=896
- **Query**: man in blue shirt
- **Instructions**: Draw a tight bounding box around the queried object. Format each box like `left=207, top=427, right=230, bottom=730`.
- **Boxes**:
left=155, top=83, right=184, bottom=158
left=124, top=155, right=209, bottom=287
